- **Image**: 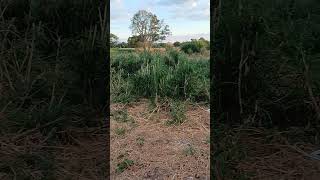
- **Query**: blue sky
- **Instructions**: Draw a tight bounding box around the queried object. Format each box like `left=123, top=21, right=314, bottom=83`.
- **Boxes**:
left=111, top=0, right=210, bottom=42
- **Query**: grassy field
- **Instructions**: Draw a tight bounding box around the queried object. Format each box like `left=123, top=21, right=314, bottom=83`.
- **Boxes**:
left=111, top=48, right=210, bottom=103
left=110, top=49, right=210, bottom=178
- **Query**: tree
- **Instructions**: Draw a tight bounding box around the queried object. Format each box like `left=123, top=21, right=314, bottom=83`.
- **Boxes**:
left=173, top=41, right=181, bottom=47
left=127, top=35, right=142, bottom=48
left=130, top=10, right=171, bottom=49
left=117, top=42, right=128, bottom=48
left=198, top=37, right=210, bottom=50
left=110, top=33, right=119, bottom=47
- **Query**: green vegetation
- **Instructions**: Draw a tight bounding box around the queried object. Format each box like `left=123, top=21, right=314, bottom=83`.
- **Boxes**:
left=115, top=127, right=126, bottom=136
left=213, top=0, right=320, bottom=179
left=136, top=137, right=145, bottom=146
left=166, top=100, right=187, bottom=125
left=0, top=0, right=107, bottom=133
left=129, top=10, right=171, bottom=49
left=111, top=49, right=209, bottom=103
left=214, top=0, right=320, bottom=128
left=0, top=1, right=107, bottom=179
left=180, top=38, right=210, bottom=54
left=183, top=144, right=196, bottom=156
left=112, top=110, right=134, bottom=123
left=116, top=159, right=134, bottom=173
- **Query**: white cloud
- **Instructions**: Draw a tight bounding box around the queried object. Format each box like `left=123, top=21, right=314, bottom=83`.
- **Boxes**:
left=111, top=0, right=129, bottom=21
left=164, top=33, right=210, bottom=42
left=157, top=0, right=209, bottom=21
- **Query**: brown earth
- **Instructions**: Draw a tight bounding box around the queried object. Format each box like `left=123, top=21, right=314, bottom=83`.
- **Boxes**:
left=110, top=99, right=210, bottom=179
left=214, top=127, right=320, bottom=180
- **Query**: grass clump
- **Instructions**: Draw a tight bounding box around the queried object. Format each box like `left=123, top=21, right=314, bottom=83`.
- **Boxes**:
left=166, top=100, right=186, bottom=125
left=183, top=144, right=196, bottom=156
left=115, top=127, right=126, bottom=136
left=116, top=159, right=134, bottom=173
left=136, top=137, right=145, bottom=146
left=112, top=110, right=134, bottom=123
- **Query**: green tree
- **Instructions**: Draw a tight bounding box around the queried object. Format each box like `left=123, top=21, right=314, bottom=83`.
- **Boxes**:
left=173, top=41, right=181, bottom=47
left=110, top=33, right=119, bottom=47
left=127, top=35, right=141, bottom=48
left=130, top=10, right=171, bottom=49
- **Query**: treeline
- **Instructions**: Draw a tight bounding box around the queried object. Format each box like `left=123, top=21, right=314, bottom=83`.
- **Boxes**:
left=214, top=0, right=320, bottom=128
left=111, top=33, right=210, bottom=54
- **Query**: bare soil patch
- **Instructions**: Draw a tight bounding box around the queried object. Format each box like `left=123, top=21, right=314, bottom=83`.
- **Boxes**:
left=110, top=99, right=210, bottom=179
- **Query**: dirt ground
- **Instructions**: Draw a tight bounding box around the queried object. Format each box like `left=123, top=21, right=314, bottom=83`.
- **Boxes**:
left=0, top=123, right=108, bottom=180
left=110, top=99, right=210, bottom=179
left=237, top=129, right=320, bottom=180
left=214, top=127, right=320, bottom=180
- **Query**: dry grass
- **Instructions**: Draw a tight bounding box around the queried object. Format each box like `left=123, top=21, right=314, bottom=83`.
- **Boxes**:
left=110, top=99, right=210, bottom=179
left=0, top=126, right=108, bottom=180
left=214, top=127, right=320, bottom=180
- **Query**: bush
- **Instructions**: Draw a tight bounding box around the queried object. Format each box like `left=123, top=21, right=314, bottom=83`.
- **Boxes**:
left=173, top=41, right=181, bottom=47
left=180, top=39, right=209, bottom=54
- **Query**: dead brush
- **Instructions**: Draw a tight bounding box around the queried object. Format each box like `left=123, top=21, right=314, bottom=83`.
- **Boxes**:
left=0, top=1, right=109, bottom=179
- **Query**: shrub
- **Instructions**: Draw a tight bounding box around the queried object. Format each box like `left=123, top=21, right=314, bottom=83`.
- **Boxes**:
left=180, top=39, right=209, bottom=54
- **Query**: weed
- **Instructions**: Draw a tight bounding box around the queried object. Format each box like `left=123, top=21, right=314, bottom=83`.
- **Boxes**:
left=116, top=159, right=134, bottom=173
left=115, top=127, right=126, bottom=136
left=136, top=137, right=145, bottom=146
left=117, top=153, right=129, bottom=160
left=112, top=110, right=134, bottom=123
left=183, top=144, right=196, bottom=156
left=204, top=136, right=210, bottom=144
left=166, top=100, right=186, bottom=125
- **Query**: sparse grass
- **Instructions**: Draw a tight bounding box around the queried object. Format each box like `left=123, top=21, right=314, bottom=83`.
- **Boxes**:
left=204, top=136, right=210, bottom=144
left=116, top=159, right=134, bottom=173
left=112, top=110, right=134, bottom=123
left=115, top=127, right=126, bottom=136
left=166, top=100, right=186, bottom=125
left=136, top=137, right=145, bottom=146
left=183, top=144, right=196, bottom=156
left=117, top=152, right=129, bottom=160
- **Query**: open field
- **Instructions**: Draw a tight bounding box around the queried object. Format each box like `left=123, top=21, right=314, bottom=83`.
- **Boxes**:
left=110, top=49, right=210, bottom=179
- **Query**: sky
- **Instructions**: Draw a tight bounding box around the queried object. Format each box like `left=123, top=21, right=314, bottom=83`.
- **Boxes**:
left=111, top=0, right=210, bottom=43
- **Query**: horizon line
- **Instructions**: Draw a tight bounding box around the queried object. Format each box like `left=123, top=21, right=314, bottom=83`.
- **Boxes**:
left=116, top=33, right=210, bottom=43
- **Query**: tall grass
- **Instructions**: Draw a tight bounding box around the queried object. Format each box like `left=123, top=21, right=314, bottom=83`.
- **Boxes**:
left=0, top=1, right=108, bottom=179
left=214, top=0, right=320, bottom=128
left=111, top=50, right=209, bottom=103
left=0, top=0, right=107, bottom=133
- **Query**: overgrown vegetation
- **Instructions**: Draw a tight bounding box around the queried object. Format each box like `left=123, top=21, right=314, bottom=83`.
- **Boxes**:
left=166, top=100, right=187, bottom=125
left=111, top=49, right=209, bottom=103
left=214, top=0, right=320, bottom=128
left=0, top=0, right=108, bottom=179
left=180, top=38, right=210, bottom=54
left=213, top=0, right=320, bottom=179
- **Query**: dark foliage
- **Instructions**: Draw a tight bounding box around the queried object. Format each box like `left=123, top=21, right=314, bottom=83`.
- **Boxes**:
left=0, top=0, right=108, bottom=136
left=214, top=0, right=320, bottom=128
